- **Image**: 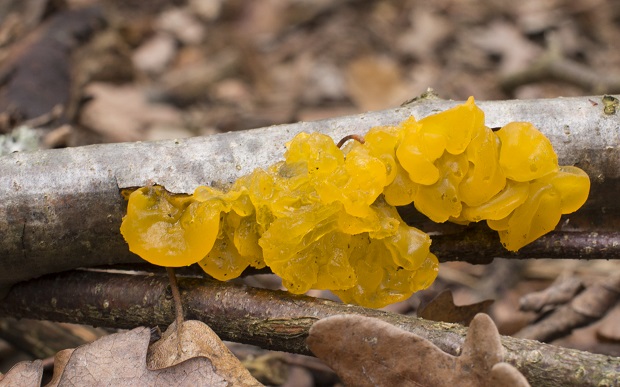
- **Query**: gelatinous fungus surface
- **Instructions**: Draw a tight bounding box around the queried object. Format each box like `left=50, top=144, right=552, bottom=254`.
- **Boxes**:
left=121, top=97, right=590, bottom=307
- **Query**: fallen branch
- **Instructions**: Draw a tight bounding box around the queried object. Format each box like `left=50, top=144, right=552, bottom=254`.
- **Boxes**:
left=0, top=270, right=617, bottom=387
left=1, top=95, right=619, bottom=291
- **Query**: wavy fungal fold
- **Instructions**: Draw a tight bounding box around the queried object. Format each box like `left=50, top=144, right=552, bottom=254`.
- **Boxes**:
left=121, top=97, right=590, bottom=308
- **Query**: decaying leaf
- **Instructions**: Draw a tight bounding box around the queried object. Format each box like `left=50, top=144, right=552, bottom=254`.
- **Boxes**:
left=516, top=274, right=620, bottom=342
left=42, top=323, right=261, bottom=386
left=2, top=320, right=262, bottom=386
left=147, top=320, right=262, bottom=387
left=519, top=274, right=583, bottom=313
left=0, top=7, right=104, bottom=130
left=597, top=304, right=620, bottom=342
left=46, top=326, right=226, bottom=386
left=417, top=289, right=494, bottom=325
left=488, top=363, right=531, bottom=386
left=79, top=82, right=188, bottom=142
left=307, top=313, right=530, bottom=387
left=241, top=353, right=288, bottom=386
left=345, top=56, right=411, bottom=111
left=0, top=359, right=43, bottom=387
left=46, top=348, right=74, bottom=386
left=469, top=20, right=541, bottom=74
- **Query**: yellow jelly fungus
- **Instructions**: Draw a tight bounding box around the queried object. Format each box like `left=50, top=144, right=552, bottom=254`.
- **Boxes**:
left=197, top=210, right=265, bottom=281
left=497, top=184, right=563, bottom=251
left=382, top=162, right=419, bottom=207
left=416, top=96, right=484, bottom=155
left=120, top=186, right=222, bottom=267
left=316, top=141, right=387, bottom=218
left=537, top=166, right=590, bottom=214
left=462, top=180, right=529, bottom=222
left=121, top=97, right=590, bottom=307
left=396, top=117, right=442, bottom=186
left=414, top=152, right=469, bottom=223
left=459, top=125, right=506, bottom=207
left=491, top=166, right=591, bottom=251
left=363, top=126, right=400, bottom=186
left=496, top=122, right=559, bottom=182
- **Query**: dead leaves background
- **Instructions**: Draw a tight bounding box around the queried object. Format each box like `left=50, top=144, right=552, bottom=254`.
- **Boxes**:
left=307, top=313, right=529, bottom=387
left=3, top=314, right=530, bottom=387
left=4, top=0, right=620, bottom=147
left=1, top=321, right=262, bottom=386
left=1, top=0, right=620, bottom=385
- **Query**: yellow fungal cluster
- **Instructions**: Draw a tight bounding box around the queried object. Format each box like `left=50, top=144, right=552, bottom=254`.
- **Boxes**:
left=120, top=97, right=590, bottom=308
left=378, top=98, right=590, bottom=251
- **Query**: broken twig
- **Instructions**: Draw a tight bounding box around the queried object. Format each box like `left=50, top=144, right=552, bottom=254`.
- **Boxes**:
left=1, top=95, right=619, bottom=291
left=0, top=270, right=617, bottom=387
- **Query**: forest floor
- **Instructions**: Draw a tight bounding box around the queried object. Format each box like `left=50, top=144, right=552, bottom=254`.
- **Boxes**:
left=1, top=0, right=619, bottom=385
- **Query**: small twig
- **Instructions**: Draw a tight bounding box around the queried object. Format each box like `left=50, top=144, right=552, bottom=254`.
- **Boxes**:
left=336, top=134, right=365, bottom=148
left=0, top=270, right=618, bottom=387
left=166, top=267, right=184, bottom=358
left=2, top=95, right=620, bottom=291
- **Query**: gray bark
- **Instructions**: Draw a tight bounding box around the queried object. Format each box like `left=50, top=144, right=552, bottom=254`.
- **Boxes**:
left=1, top=95, right=619, bottom=291
left=0, top=270, right=617, bottom=387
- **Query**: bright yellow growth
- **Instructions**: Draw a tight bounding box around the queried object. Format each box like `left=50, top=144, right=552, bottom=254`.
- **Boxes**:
left=120, top=186, right=222, bottom=267
left=121, top=97, right=590, bottom=308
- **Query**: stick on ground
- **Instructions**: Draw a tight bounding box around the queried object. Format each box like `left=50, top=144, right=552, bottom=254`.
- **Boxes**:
left=0, top=270, right=617, bottom=387
left=1, top=95, right=619, bottom=292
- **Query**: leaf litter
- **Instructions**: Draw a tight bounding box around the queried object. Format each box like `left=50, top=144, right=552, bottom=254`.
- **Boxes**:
left=1, top=0, right=620, bottom=384
left=417, top=289, right=494, bottom=326
left=0, top=320, right=262, bottom=387
left=307, top=313, right=530, bottom=387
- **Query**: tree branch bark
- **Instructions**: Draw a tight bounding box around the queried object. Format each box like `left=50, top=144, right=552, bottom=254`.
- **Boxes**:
left=0, top=270, right=617, bottom=387
left=1, top=95, right=619, bottom=291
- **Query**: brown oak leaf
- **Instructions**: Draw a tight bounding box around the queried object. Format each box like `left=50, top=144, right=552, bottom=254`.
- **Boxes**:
left=41, top=321, right=262, bottom=386
left=46, top=326, right=228, bottom=386
left=519, top=275, right=583, bottom=313
left=307, top=313, right=529, bottom=387
left=516, top=274, right=620, bottom=342
left=417, top=289, right=494, bottom=325
left=0, top=359, right=43, bottom=387
left=597, top=304, right=620, bottom=342
left=147, top=320, right=262, bottom=386
left=1, top=321, right=262, bottom=386
left=0, top=7, right=104, bottom=130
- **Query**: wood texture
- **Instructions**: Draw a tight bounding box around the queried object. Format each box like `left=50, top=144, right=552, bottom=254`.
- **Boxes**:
left=1, top=95, right=619, bottom=291
left=0, top=270, right=618, bottom=386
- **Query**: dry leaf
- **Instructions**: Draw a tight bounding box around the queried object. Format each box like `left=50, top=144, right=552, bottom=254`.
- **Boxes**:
left=46, top=325, right=232, bottom=386
left=147, top=320, right=262, bottom=386
left=0, top=7, right=104, bottom=129
left=0, top=359, right=43, bottom=387
left=345, top=56, right=410, bottom=111
left=469, top=20, right=541, bottom=74
left=46, top=348, right=74, bottom=386
left=132, top=33, right=177, bottom=74
left=516, top=274, right=620, bottom=342
left=396, top=7, right=452, bottom=60
left=597, top=304, right=620, bottom=342
left=307, top=313, right=529, bottom=387
left=488, top=362, right=531, bottom=386
left=157, top=8, right=206, bottom=45
left=418, top=289, right=494, bottom=325
left=80, top=82, right=186, bottom=142
left=519, top=275, right=583, bottom=313
left=241, top=353, right=288, bottom=386
left=2, top=320, right=262, bottom=386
